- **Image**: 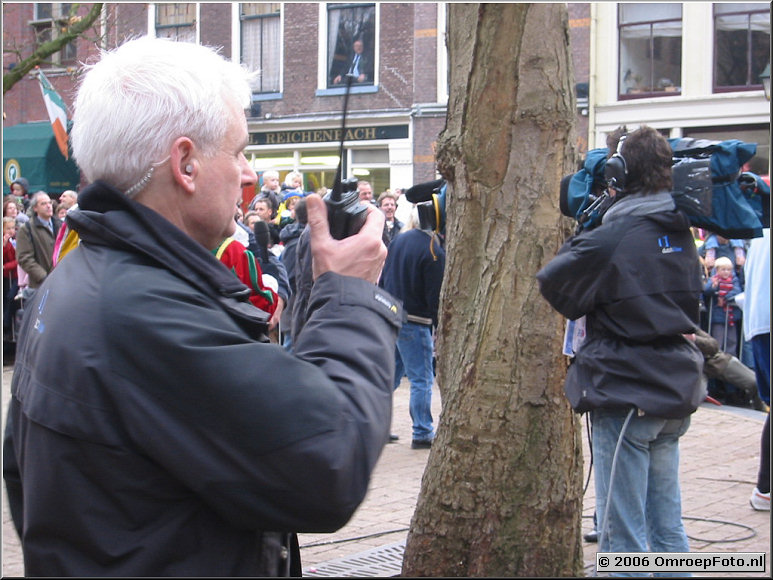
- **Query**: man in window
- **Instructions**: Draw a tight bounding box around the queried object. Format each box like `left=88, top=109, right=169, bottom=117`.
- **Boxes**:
left=332, top=38, right=373, bottom=85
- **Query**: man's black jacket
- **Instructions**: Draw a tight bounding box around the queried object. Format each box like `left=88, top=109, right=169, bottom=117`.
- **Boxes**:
left=3, top=181, right=402, bottom=576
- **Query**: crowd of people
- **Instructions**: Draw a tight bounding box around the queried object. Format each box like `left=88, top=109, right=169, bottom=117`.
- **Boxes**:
left=3, top=183, right=78, bottom=344
left=693, top=228, right=768, bottom=409
left=234, top=174, right=446, bottom=449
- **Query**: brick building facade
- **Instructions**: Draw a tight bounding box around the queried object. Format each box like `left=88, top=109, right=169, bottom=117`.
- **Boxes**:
left=2, top=3, right=453, bottom=198
left=4, top=3, right=767, bottom=198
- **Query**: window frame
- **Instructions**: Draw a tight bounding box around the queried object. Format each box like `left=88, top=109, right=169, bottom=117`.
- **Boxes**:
left=324, top=2, right=378, bottom=92
left=240, top=3, right=282, bottom=96
left=617, top=4, right=683, bottom=101
left=712, top=4, right=771, bottom=94
left=154, top=3, right=197, bottom=43
left=29, top=3, right=77, bottom=67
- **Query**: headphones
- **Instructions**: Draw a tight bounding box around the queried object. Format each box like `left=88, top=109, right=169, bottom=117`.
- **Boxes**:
left=605, top=135, right=627, bottom=192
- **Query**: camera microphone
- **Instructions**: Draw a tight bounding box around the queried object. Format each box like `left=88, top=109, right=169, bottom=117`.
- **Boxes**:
left=253, top=220, right=271, bottom=264
left=405, top=179, right=445, bottom=203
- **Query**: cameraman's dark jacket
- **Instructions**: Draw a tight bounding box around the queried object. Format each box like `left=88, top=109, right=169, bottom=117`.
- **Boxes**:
left=537, top=191, right=704, bottom=419
left=3, top=181, right=402, bottom=577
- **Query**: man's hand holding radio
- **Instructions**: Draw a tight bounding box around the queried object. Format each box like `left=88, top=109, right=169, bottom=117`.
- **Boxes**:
left=306, top=193, right=387, bottom=284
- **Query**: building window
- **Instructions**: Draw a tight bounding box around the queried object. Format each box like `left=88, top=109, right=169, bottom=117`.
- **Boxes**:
left=618, top=3, right=682, bottom=99
left=327, top=3, right=376, bottom=88
left=155, top=3, right=196, bottom=42
left=31, top=3, right=77, bottom=66
left=714, top=3, right=771, bottom=93
left=241, top=3, right=281, bottom=94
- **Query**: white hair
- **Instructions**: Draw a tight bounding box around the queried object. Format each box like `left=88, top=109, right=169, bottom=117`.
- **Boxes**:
left=401, top=204, right=420, bottom=230
left=284, top=170, right=302, bottom=187
left=71, top=37, right=252, bottom=195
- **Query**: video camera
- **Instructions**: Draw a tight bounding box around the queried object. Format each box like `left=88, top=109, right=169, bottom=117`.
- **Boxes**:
left=560, top=137, right=769, bottom=239
left=405, top=178, right=447, bottom=235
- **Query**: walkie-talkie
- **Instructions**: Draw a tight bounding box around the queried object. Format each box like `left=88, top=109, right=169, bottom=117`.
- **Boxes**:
left=324, top=74, right=368, bottom=240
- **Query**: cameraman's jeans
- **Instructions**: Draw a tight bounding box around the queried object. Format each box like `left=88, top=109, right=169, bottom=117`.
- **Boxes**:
left=393, top=321, right=434, bottom=442
left=592, top=407, right=691, bottom=577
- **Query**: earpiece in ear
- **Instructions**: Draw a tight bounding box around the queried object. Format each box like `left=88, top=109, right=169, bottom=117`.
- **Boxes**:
left=185, top=164, right=193, bottom=174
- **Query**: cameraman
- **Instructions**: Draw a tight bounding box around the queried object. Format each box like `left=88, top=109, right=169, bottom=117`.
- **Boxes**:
left=537, top=126, right=704, bottom=560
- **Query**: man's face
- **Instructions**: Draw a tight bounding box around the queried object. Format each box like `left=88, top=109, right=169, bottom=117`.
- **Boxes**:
left=59, top=191, right=77, bottom=209
left=353, top=40, right=364, bottom=55
left=254, top=201, right=272, bottom=222
left=358, top=183, right=373, bottom=201
left=194, top=102, right=256, bottom=247
left=33, top=195, right=53, bottom=220
left=379, top=197, right=396, bottom=219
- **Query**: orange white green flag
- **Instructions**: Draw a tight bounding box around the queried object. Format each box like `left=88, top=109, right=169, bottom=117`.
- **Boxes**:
left=36, top=67, right=69, bottom=159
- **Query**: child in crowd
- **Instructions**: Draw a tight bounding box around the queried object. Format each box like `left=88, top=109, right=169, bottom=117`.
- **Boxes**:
left=277, top=192, right=302, bottom=230
left=703, top=256, right=742, bottom=354
left=3, top=216, right=19, bottom=339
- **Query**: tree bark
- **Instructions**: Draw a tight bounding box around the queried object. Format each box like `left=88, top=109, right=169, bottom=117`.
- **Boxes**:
left=401, top=4, right=584, bottom=577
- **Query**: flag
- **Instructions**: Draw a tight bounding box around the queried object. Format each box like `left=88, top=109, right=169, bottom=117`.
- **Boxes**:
left=37, top=67, right=69, bottom=159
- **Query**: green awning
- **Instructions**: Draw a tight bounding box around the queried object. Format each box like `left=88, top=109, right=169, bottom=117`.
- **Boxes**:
left=3, top=121, right=80, bottom=195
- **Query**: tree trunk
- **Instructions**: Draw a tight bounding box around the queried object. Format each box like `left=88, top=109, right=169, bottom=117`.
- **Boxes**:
left=401, top=4, right=584, bottom=577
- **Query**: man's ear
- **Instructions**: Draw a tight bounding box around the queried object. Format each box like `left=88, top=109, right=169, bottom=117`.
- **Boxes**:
left=170, top=136, right=196, bottom=193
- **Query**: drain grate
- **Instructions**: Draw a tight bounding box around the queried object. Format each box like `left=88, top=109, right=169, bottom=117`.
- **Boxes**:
left=304, top=541, right=405, bottom=577
left=303, top=542, right=596, bottom=577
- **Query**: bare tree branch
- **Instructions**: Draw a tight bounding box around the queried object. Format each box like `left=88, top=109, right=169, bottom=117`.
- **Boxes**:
left=3, top=3, right=103, bottom=95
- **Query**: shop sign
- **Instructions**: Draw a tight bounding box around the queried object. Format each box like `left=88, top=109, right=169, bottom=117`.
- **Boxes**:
left=250, top=124, right=408, bottom=146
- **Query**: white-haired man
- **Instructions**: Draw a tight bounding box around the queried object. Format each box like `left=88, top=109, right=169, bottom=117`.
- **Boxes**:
left=3, top=36, right=400, bottom=577
left=57, top=189, right=78, bottom=210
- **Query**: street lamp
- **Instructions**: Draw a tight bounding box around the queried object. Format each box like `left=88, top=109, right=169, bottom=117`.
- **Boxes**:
left=760, top=63, right=771, bottom=101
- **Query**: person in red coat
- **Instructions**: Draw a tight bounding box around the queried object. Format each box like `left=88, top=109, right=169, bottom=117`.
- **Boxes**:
left=214, top=236, right=279, bottom=317
left=3, top=216, right=19, bottom=338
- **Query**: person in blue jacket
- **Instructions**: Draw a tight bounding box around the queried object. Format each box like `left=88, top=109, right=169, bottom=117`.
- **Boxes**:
left=380, top=206, right=445, bottom=449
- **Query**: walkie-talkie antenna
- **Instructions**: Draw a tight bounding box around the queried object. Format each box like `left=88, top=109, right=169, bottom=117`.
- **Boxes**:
left=324, top=74, right=368, bottom=240
left=331, top=74, right=354, bottom=200
left=324, top=73, right=367, bottom=239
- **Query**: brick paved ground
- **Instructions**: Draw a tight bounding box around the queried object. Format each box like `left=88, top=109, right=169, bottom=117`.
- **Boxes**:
left=3, top=365, right=770, bottom=577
